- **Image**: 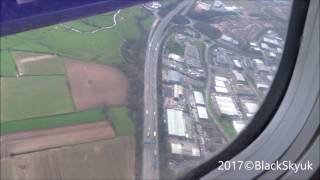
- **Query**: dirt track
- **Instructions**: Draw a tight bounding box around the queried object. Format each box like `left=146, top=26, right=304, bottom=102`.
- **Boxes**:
left=65, top=60, right=129, bottom=111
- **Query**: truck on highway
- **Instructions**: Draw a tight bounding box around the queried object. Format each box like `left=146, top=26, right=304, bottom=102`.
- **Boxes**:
left=153, top=131, right=157, bottom=137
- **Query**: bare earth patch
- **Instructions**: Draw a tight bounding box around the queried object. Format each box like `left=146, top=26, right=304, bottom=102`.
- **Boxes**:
left=1, top=121, right=115, bottom=158
left=65, top=60, right=129, bottom=111
left=1, top=122, right=135, bottom=180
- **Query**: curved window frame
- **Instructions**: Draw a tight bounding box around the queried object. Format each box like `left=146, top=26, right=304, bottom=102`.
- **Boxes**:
left=203, top=1, right=319, bottom=178
left=181, top=0, right=316, bottom=179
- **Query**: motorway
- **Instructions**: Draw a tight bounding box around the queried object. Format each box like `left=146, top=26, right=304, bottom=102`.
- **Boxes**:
left=142, top=1, right=191, bottom=179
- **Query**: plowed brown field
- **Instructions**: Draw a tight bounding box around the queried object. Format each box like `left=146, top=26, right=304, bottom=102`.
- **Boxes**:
left=65, top=60, right=129, bottom=111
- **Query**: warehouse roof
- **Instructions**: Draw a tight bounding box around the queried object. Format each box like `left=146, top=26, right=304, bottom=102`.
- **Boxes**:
left=193, top=91, right=205, bottom=105
left=215, top=86, right=228, bottom=93
left=167, top=70, right=182, bottom=82
left=243, top=101, right=258, bottom=114
left=167, top=109, right=187, bottom=137
left=215, top=95, right=239, bottom=116
left=232, top=120, right=246, bottom=133
left=196, top=106, right=209, bottom=119
left=232, top=70, right=246, bottom=82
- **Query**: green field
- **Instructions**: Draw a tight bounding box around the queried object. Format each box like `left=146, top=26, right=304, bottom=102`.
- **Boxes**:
left=81, top=13, right=115, bottom=27
left=1, top=108, right=107, bottom=134
left=1, top=76, right=74, bottom=122
left=0, top=6, right=149, bottom=65
left=0, top=51, right=17, bottom=77
left=108, top=107, right=135, bottom=136
left=64, top=21, right=98, bottom=32
left=0, top=6, right=148, bottom=134
left=13, top=52, right=66, bottom=76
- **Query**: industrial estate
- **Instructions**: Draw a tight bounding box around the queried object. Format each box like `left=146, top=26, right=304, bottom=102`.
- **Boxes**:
left=0, top=0, right=291, bottom=180
left=143, top=0, right=290, bottom=179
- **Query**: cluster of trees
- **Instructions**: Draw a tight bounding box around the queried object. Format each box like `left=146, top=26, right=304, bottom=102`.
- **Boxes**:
left=194, top=22, right=222, bottom=40
left=166, top=40, right=185, bottom=56
left=171, top=14, right=190, bottom=25
left=120, top=38, right=145, bottom=180
left=119, top=12, right=154, bottom=179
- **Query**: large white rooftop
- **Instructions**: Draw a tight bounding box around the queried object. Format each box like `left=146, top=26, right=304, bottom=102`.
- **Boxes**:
left=215, top=76, right=228, bottom=82
left=215, top=86, right=228, bottom=93
left=171, top=142, right=200, bottom=157
left=232, top=121, right=246, bottom=133
left=197, top=1, right=211, bottom=11
left=174, top=84, right=183, bottom=98
left=167, top=109, right=186, bottom=137
left=243, top=102, right=258, bottom=114
left=215, top=80, right=226, bottom=87
left=233, top=59, right=242, bottom=68
left=171, top=143, right=183, bottom=154
left=215, top=95, right=239, bottom=116
left=256, top=83, right=270, bottom=89
left=232, top=70, right=245, bottom=82
left=221, top=34, right=239, bottom=45
left=196, top=106, right=209, bottom=119
left=193, top=91, right=205, bottom=105
left=267, top=75, right=274, bottom=81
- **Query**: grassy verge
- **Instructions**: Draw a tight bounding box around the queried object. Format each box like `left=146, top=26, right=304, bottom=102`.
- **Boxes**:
left=218, top=118, right=237, bottom=139
left=108, top=107, right=135, bottom=136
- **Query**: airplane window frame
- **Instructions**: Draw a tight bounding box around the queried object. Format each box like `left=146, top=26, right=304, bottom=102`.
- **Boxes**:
left=180, top=0, right=311, bottom=179
left=202, top=1, right=319, bottom=179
